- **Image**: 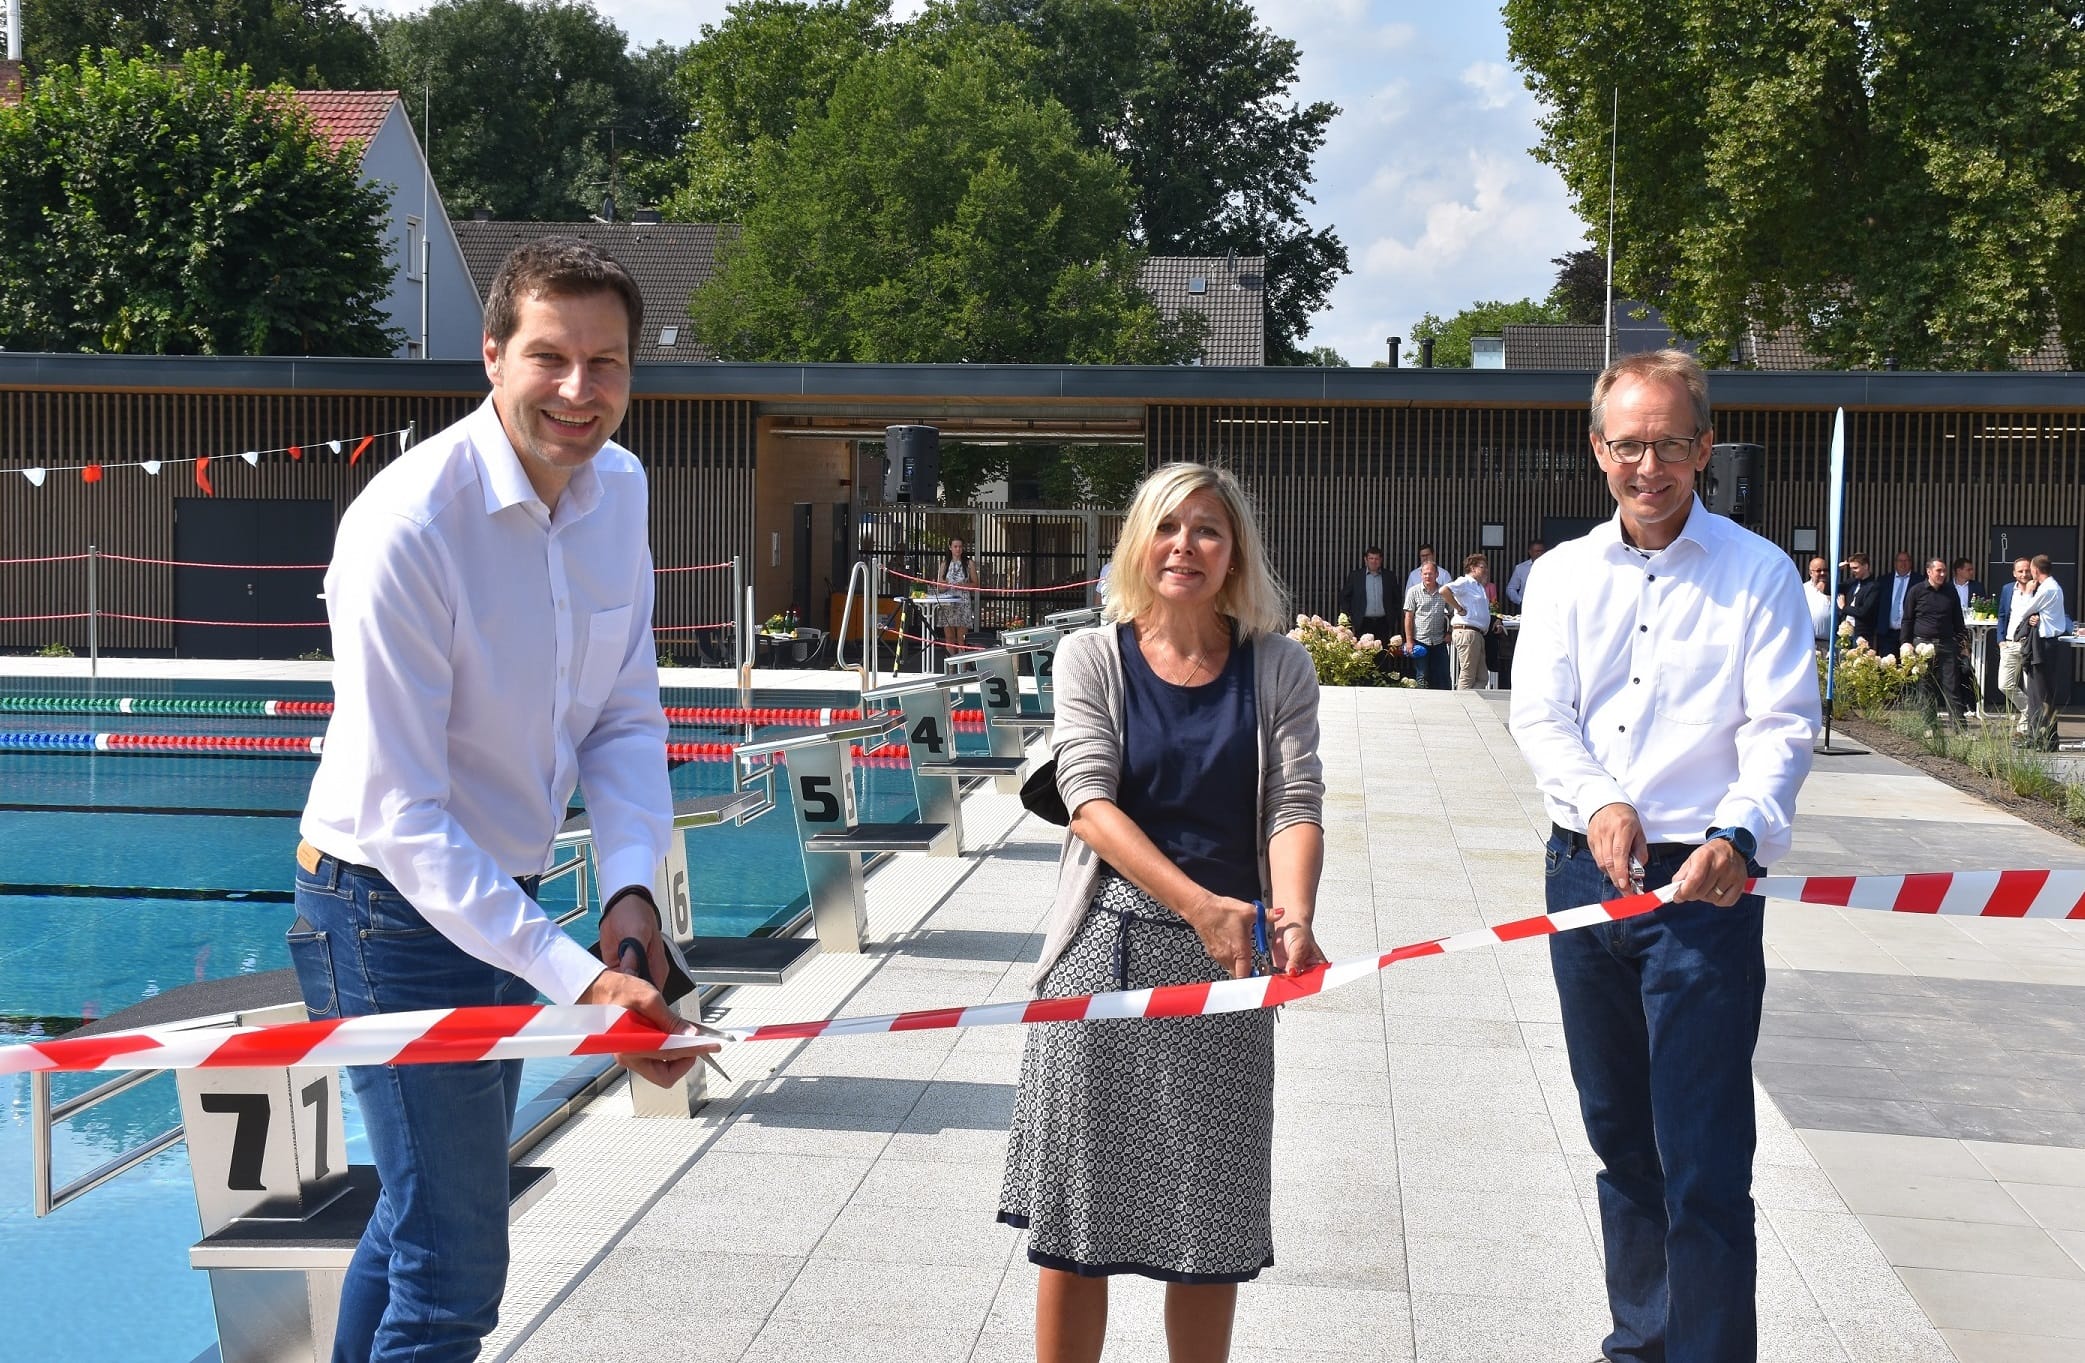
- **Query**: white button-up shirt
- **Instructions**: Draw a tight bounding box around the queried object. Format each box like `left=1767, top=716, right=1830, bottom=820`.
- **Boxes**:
left=1509, top=499, right=1820, bottom=865
left=302, top=399, right=671, bottom=1004
left=1443, top=575, right=1491, bottom=630
left=1505, top=558, right=1535, bottom=608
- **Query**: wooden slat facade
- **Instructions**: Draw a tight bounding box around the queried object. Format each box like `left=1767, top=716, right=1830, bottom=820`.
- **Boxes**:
left=0, top=390, right=755, bottom=655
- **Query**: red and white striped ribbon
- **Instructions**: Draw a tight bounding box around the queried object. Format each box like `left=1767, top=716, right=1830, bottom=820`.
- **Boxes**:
left=5, top=870, right=2080, bottom=1076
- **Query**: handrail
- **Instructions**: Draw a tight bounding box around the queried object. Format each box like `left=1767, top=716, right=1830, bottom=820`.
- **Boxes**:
left=836, top=559, right=878, bottom=690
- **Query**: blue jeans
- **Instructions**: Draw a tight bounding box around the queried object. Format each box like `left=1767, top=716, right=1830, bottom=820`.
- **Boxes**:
left=288, top=855, right=536, bottom=1363
left=1544, top=833, right=1765, bottom=1363
left=1415, top=641, right=1452, bottom=689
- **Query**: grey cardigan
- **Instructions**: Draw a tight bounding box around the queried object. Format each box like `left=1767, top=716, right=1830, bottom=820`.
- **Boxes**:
left=1032, top=621, right=1326, bottom=988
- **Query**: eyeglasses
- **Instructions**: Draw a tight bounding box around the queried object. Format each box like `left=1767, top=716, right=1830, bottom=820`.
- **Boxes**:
left=1599, top=434, right=1702, bottom=464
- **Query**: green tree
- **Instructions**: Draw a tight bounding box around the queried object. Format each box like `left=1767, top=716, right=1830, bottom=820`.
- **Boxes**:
left=959, top=0, right=1348, bottom=364
left=1548, top=247, right=1605, bottom=326
left=1505, top=1, right=2085, bottom=369
left=0, top=50, right=400, bottom=355
left=655, top=0, right=890, bottom=222
left=690, top=32, right=1198, bottom=365
left=20, top=0, right=382, bottom=87
left=371, top=0, right=657, bottom=220
left=1302, top=344, right=1347, bottom=366
left=1406, top=298, right=1563, bottom=367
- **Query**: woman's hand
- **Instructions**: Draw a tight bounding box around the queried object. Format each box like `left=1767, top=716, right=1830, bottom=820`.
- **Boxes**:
left=1269, top=909, right=1327, bottom=976
left=1183, top=892, right=1260, bottom=979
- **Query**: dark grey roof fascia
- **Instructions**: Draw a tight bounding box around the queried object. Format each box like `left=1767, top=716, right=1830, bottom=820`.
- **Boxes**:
left=0, top=352, right=2080, bottom=410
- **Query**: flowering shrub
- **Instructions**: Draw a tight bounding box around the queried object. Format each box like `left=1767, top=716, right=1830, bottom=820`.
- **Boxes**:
left=1818, top=625, right=1934, bottom=717
left=1289, top=613, right=1412, bottom=687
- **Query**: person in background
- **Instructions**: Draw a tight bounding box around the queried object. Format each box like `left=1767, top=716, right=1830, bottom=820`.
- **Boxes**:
left=2020, top=554, right=2072, bottom=749
left=1338, top=546, right=1394, bottom=649
left=1403, top=559, right=1452, bottom=689
left=1880, top=549, right=1917, bottom=657
left=1406, top=542, right=1446, bottom=592
left=291, top=237, right=704, bottom=1363
left=1505, top=539, right=1546, bottom=610
left=1804, top=556, right=1834, bottom=646
left=1000, top=462, right=1326, bottom=1363
left=1437, top=552, right=1492, bottom=689
left=1511, top=348, right=1819, bottom=1363
left=1948, top=557, right=1984, bottom=716
left=1950, top=556, right=1984, bottom=612
left=1998, top=557, right=2037, bottom=733
left=1838, top=552, right=1883, bottom=648
left=939, top=537, right=981, bottom=653
left=1902, top=557, right=1968, bottom=724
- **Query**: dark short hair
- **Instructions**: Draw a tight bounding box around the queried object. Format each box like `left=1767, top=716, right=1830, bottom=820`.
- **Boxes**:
left=485, top=237, right=643, bottom=356
left=2033, top=554, right=2053, bottom=573
left=1529, top=539, right=1546, bottom=552
left=1417, top=542, right=1435, bottom=556
left=1364, top=545, right=1383, bottom=558
left=1848, top=551, right=1870, bottom=567
left=1951, top=557, right=1973, bottom=573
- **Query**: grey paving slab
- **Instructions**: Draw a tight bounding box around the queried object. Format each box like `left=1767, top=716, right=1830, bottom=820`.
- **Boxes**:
left=1855, top=1213, right=2083, bottom=1278
left=1895, top=1267, right=2085, bottom=1339
left=1936, top=1329, right=2085, bottom=1363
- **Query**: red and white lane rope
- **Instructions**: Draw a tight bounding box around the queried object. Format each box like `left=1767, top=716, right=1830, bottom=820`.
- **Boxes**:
left=5, top=870, right=2080, bottom=1076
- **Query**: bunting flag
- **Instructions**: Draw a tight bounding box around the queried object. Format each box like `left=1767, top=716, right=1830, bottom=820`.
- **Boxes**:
left=6, top=428, right=411, bottom=492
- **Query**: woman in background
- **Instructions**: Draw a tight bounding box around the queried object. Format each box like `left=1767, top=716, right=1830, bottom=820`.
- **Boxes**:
left=938, top=537, right=980, bottom=653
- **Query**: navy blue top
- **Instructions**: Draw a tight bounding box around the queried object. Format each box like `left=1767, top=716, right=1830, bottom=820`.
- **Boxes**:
left=1112, top=624, right=1260, bottom=902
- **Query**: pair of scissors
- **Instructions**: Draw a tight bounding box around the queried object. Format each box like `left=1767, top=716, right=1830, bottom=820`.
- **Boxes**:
left=1252, top=900, right=1270, bottom=974
left=618, top=937, right=732, bottom=1081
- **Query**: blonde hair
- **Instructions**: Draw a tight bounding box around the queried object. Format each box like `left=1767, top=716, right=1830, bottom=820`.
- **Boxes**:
left=1103, top=462, right=1288, bottom=637
left=1589, top=348, right=1711, bottom=437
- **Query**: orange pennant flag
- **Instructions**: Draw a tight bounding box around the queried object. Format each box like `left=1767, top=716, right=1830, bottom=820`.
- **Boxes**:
left=349, top=435, right=375, bottom=465
left=195, top=457, right=214, bottom=496
left=82, top=464, right=102, bottom=483
left=288, top=445, right=302, bottom=461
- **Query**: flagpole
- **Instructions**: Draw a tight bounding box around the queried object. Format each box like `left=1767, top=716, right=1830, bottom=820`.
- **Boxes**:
left=1819, top=406, right=1866, bottom=756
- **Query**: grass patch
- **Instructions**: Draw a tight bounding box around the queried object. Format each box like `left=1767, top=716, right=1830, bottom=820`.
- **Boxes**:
left=1876, top=700, right=2085, bottom=826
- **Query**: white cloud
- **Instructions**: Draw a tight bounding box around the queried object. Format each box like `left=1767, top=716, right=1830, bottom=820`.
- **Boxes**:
left=1460, top=60, right=1521, bottom=111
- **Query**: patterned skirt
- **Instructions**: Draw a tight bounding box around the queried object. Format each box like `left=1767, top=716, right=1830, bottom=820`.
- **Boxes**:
left=997, top=873, right=1276, bottom=1282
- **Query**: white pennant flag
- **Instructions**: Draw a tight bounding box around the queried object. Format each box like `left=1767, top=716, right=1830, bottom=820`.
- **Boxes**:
left=21, top=468, right=46, bottom=487
left=328, top=440, right=343, bottom=455
left=142, top=461, right=162, bottom=475
left=400, top=424, right=414, bottom=451
left=239, top=451, right=260, bottom=467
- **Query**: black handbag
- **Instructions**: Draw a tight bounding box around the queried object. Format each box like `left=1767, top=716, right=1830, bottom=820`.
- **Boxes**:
left=1019, top=756, right=1071, bottom=826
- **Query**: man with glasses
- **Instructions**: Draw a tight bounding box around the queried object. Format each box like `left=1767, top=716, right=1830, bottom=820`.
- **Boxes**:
left=1511, top=349, right=1819, bottom=1363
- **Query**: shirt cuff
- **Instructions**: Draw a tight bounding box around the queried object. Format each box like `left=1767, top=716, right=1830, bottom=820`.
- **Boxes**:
left=1577, top=776, right=1634, bottom=825
left=533, top=931, right=612, bottom=1006
left=596, top=847, right=659, bottom=908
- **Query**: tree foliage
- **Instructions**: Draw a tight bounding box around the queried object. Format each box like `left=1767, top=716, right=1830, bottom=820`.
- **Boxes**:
left=19, top=0, right=382, bottom=87
left=654, top=0, right=889, bottom=222
left=689, top=31, right=1198, bottom=365
left=1406, top=299, right=1563, bottom=368
left=370, top=0, right=681, bottom=220
left=961, top=0, right=1348, bottom=363
left=1504, top=1, right=2085, bottom=369
left=0, top=49, right=401, bottom=355
left=1549, top=247, right=1605, bottom=326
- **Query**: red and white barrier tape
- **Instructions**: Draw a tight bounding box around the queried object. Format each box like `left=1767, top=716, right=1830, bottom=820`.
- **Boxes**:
left=5, top=870, right=2080, bottom=1076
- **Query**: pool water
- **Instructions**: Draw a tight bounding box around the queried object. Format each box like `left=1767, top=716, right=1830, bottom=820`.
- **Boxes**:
left=0, top=680, right=966, bottom=1362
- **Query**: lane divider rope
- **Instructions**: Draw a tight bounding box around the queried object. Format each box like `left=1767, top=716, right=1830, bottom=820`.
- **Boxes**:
left=4, top=870, right=2079, bottom=1076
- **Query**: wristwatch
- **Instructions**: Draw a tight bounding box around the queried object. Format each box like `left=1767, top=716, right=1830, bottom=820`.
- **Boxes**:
left=1705, top=826, right=1757, bottom=861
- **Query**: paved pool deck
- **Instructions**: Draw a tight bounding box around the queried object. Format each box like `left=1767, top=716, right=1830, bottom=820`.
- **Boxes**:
left=419, top=683, right=2082, bottom=1362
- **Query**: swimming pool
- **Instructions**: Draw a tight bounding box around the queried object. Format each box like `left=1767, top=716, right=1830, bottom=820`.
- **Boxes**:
left=0, top=677, right=959, bottom=1362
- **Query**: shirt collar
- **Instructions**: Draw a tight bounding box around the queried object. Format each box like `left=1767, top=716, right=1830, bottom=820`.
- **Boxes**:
left=468, top=397, right=604, bottom=522
left=1596, top=495, right=1717, bottom=563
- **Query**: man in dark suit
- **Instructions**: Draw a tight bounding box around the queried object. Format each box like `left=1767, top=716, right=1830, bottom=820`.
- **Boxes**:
left=1838, top=552, right=1883, bottom=649
left=1950, top=557, right=1986, bottom=613
left=1903, top=557, right=1968, bottom=722
left=1337, top=546, right=1394, bottom=649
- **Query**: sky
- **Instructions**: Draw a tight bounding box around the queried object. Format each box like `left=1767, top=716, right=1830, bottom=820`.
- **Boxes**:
left=357, top=0, right=1590, bottom=365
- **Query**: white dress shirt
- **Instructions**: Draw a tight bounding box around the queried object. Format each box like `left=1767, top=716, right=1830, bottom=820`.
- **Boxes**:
left=1509, top=498, right=1820, bottom=865
left=1805, top=581, right=1834, bottom=640
left=1505, top=558, right=1535, bottom=608
left=1443, top=575, right=1491, bottom=630
left=1363, top=570, right=1385, bottom=617
left=2027, top=579, right=2071, bottom=637
left=1406, top=564, right=1441, bottom=592
left=302, top=399, right=671, bottom=1004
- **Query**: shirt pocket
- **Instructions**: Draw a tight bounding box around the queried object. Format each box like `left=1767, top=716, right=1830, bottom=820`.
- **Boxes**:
left=1653, top=641, right=1732, bottom=725
left=575, top=604, right=633, bottom=708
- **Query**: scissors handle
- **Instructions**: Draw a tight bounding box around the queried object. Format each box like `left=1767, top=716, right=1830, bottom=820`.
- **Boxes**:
left=1252, top=900, right=1269, bottom=964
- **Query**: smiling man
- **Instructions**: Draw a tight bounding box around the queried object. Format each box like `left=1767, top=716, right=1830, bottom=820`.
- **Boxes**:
left=292, top=237, right=704, bottom=1363
left=1509, top=350, right=1820, bottom=1363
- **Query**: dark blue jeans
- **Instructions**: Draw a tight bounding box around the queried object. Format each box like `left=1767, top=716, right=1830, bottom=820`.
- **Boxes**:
left=1415, top=641, right=1452, bottom=689
left=1545, top=832, right=1765, bottom=1363
left=288, top=855, right=535, bottom=1363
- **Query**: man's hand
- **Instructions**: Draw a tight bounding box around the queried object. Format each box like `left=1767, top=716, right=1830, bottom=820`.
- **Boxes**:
left=1670, top=838, right=1750, bottom=908
left=585, top=891, right=709, bottom=1087
left=1586, top=802, right=1649, bottom=896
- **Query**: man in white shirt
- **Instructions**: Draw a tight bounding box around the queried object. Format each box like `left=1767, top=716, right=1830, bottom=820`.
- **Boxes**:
left=2021, top=554, right=2072, bottom=747
left=1510, top=349, right=1819, bottom=1363
left=1437, top=552, right=1492, bottom=689
left=293, top=239, right=704, bottom=1363
left=1405, top=542, right=1446, bottom=592
left=1999, top=556, right=2037, bottom=728
left=1505, top=539, right=1546, bottom=610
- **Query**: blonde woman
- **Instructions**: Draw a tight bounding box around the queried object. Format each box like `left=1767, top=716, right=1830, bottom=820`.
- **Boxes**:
left=998, top=463, right=1327, bottom=1363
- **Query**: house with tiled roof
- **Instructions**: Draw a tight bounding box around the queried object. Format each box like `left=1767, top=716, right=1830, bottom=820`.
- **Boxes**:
left=287, top=90, right=481, bottom=359
left=1136, top=254, right=1267, bottom=365
left=453, top=219, right=736, bottom=361
left=1498, top=301, right=1694, bottom=370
